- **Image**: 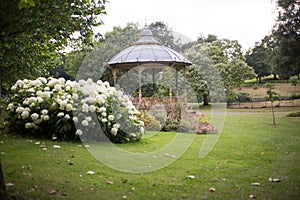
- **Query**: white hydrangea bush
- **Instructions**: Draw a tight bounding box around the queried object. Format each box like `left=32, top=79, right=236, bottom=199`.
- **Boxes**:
left=4, top=77, right=144, bottom=143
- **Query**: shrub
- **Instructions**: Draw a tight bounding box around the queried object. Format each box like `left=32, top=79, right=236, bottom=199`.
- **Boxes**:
left=286, top=112, right=300, bottom=117
left=178, top=112, right=217, bottom=134
left=139, top=111, right=162, bottom=131
left=4, top=77, right=144, bottom=143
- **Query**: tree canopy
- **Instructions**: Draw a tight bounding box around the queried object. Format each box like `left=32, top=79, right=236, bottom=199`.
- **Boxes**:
left=272, top=0, right=300, bottom=79
left=0, top=0, right=107, bottom=96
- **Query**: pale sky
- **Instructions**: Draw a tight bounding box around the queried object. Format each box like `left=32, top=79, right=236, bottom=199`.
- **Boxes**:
left=97, top=0, right=277, bottom=51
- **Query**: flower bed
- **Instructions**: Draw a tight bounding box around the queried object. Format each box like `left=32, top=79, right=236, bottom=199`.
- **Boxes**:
left=4, top=77, right=144, bottom=143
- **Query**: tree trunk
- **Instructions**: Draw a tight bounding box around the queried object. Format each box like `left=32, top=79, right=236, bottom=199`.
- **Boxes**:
left=0, top=160, right=8, bottom=200
left=0, top=66, right=2, bottom=103
left=258, top=77, right=262, bottom=83
left=271, top=102, right=276, bottom=125
left=273, top=74, right=277, bottom=80
left=203, top=94, right=209, bottom=106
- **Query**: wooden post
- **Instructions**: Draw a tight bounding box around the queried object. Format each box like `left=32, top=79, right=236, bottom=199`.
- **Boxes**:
left=152, top=68, right=155, bottom=96
left=175, top=69, right=179, bottom=98
left=138, top=66, right=142, bottom=103
left=169, top=67, right=173, bottom=104
left=183, top=66, right=187, bottom=104
left=112, top=68, right=117, bottom=87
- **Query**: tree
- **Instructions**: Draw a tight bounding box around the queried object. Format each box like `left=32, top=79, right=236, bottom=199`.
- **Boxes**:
left=185, top=43, right=224, bottom=106
left=265, top=83, right=279, bottom=125
left=207, top=39, right=256, bottom=101
left=0, top=0, right=107, bottom=98
left=245, top=43, right=272, bottom=83
left=148, top=21, right=181, bottom=51
left=291, top=76, right=298, bottom=106
left=272, top=0, right=300, bottom=80
left=64, top=23, right=140, bottom=83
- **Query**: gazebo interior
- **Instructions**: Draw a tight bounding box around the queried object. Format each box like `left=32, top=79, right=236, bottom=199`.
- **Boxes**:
left=107, top=27, right=192, bottom=110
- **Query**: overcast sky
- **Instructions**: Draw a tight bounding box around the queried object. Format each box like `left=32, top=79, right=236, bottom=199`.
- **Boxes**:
left=97, top=0, right=277, bottom=51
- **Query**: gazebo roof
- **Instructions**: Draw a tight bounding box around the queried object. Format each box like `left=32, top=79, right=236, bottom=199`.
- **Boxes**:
left=107, top=27, right=192, bottom=68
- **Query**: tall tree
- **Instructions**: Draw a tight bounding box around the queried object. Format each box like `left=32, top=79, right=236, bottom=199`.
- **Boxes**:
left=207, top=39, right=255, bottom=101
left=64, top=23, right=140, bottom=82
left=148, top=21, right=181, bottom=51
left=0, top=0, right=107, bottom=97
left=272, top=0, right=300, bottom=80
left=245, top=42, right=272, bottom=83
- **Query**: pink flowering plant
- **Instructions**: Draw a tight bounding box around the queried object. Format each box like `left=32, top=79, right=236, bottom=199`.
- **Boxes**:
left=4, top=77, right=144, bottom=143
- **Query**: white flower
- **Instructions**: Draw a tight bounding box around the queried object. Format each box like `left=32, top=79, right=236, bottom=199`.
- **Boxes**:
left=89, top=105, right=96, bottom=112
left=76, top=129, right=83, bottom=136
left=11, top=86, right=17, bottom=90
left=29, top=97, right=37, bottom=103
left=7, top=103, right=14, bottom=111
left=102, top=112, right=107, bottom=117
left=108, top=115, right=114, bottom=121
left=36, top=90, right=43, bottom=97
left=103, top=81, right=110, bottom=87
left=54, top=84, right=62, bottom=91
left=96, top=95, right=105, bottom=105
left=64, top=114, right=70, bottom=119
left=21, top=110, right=30, bottom=119
left=29, top=102, right=35, bottom=108
left=82, top=103, right=89, bottom=113
left=129, top=133, right=137, bottom=138
left=98, top=107, right=106, bottom=113
left=31, top=113, right=39, bottom=121
left=15, top=80, right=24, bottom=86
left=58, top=77, right=66, bottom=84
left=85, top=116, right=92, bottom=122
left=72, top=117, right=78, bottom=123
left=44, top=87, right=50, bottom=91
left=66, top=104, right=72, bottom=112
left=37, top=77, right=47, bottom=83
left=60, top=100, right=67, bottom=108
left=72, top=93, right=79, bottom=100
left=42, top=115, right=50, bottom=121
left=41, top=109, right=48, bottom=115
left=27, top=88, right=35, bottom=93
left=36, top=97, right=43, bottom=103
left=111, top=127, right=118, bottom=136
left=139, top=120, right=145, bottom=127
left=16, top=107, right=24, bottom=113
left=57, top=112, right=64, bottom=117
left=101, top=118, right=107, bottom=123
left=113, top=123, right=120, bottom=129
left=25, top=122, right=34, bottom=129
left=42, top=91, right=51, bottom=98
left=81, top=120, right=89, bottom=127
left=65, top=86, right=71, bottom=91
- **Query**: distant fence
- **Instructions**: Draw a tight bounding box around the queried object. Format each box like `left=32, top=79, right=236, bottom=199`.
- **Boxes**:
left=228, top=99, right=300, bottom=109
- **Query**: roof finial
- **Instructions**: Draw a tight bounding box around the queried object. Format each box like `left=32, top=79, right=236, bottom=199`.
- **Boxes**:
left=144, top=18, right=148, bottom=28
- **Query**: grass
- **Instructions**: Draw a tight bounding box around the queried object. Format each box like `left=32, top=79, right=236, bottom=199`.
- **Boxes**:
left=1, top=108, right=300, bottom=199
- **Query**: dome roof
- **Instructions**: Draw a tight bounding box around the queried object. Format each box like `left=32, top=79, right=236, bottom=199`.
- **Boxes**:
left=107, top=28, right=192, bottom=68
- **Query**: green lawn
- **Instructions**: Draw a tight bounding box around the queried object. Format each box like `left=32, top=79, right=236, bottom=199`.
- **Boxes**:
left=1, top=108, right=300, bottom=199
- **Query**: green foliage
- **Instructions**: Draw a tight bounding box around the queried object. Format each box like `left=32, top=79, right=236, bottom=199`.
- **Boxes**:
left=272, top=0, right=300, bottom=79
left=286, top=111, right=300, bottom=117
left=148, top=21, right=181, bottom=51
left=138, top=111, right=162, bottom=131
left=64, top=23, right=140, bottom=83
left=245, top=43, right=272, bottom=82
left=265, top=83, right=279, bottom=102
left=0, top=0, right=107, bottom=95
